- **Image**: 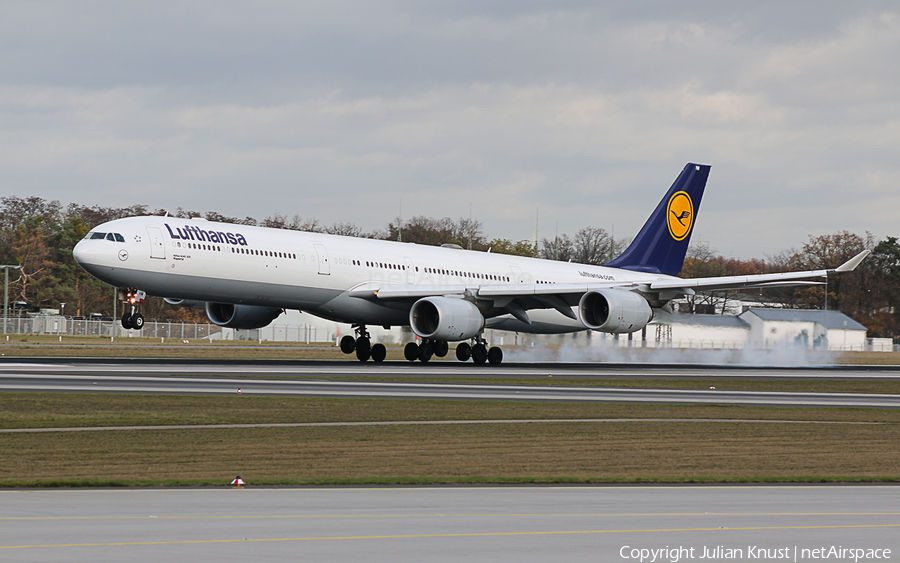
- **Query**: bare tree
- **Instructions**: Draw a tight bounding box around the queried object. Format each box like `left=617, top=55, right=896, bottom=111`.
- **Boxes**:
left=325, top=222, right=366, bottom=237
left=540, top=234, right=574, bottom=262
left=571, top=226, right=624, bottom=265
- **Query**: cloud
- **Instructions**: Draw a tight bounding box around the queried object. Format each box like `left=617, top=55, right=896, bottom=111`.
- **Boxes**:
left=0, top=2, right=898, bottom=256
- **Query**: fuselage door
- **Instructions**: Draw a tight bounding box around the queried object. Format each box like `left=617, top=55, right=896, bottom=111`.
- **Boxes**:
left=314, top=243, right=330, bottom=275
left=404, top=257, right=415, bottom=284
left=147, top=227, right=165, bottom=259
left=509, top=265, right=525, bottom=284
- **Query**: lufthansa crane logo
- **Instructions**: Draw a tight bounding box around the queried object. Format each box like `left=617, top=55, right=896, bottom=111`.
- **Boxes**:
left=666, top=191, right=693, bottom=241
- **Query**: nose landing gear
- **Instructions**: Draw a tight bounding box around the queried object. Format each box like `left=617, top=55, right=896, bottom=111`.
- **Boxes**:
left=119, top=289, right=146, bottom=329
left=121, top=311, right=144, bottom=330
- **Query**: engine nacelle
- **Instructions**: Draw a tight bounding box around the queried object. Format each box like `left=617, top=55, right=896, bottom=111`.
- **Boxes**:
left=409, top=297, right=485, bottom=341
left=164, top=298, right=206, bottom=310
left=578, top=289, right=653, bottom=334
left=205, top=303, right=283, bottom=329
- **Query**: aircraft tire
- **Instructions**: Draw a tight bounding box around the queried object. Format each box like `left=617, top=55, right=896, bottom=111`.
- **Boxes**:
left=131, top=313, right=144, bottom=330
left=433, top=340, right=449, bottom=357
left=371, top=343, right=386, bottom=363
left=487, top=346, right=503, bottom=366
left=472, top=343, right=488, bottom=365
left=121, top=313, right=132, bottom=330
left=340, top=335, right=356, bottom=354
left=404, top=342, right=419, bottom=361
left=418, top=343, right=433, bottom=363
left=456, top=342, right=471, bottom=362
left=356, top=346, right=371, bottom=362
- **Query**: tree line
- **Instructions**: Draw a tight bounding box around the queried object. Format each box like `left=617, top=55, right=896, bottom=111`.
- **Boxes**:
left=1, top=196, right=897, bottom=339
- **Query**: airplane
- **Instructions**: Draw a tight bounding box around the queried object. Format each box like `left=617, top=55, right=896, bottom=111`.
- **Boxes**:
left=72, top=163, right=869, bottom=365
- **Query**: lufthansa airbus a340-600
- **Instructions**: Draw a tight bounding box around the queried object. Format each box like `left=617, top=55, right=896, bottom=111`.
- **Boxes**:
left=72, top=163, right=869, bottom=365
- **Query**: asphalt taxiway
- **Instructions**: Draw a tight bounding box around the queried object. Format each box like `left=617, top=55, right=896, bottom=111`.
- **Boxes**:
left=2, top=486, right=898, bottom=562
left=1, top=359, right=899, bottom=407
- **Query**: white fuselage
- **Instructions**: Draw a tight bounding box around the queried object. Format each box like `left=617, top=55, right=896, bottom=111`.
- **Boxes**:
left=73, top=216, right=671, bottom=333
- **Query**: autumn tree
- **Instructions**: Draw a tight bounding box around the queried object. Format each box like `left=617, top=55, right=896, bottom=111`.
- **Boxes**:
left=8, top=217, right=58, bottom=306
left=487, top=239, right=536, bottom=257
left=385, top=216, right=487, bottom=249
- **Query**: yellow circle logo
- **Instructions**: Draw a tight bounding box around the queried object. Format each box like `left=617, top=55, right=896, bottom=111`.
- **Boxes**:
left=666, top=191, right=693, bottom=241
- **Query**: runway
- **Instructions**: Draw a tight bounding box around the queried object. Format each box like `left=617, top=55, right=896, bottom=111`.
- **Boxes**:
left=1, top=359, right=899, bottom=407
left=3, top=363, right=898, bottom=561
left=2, top=359, right=900, bottom=407
left=2, top=486, right=897, bottom=562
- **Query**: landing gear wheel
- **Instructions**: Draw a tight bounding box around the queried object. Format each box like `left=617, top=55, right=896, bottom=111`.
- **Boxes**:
left=472, top=343, right=488, bottom=365
left=371, top=343, right=386, bottom=363
left=433, top=340, right=449, bottom=357
left=487, top=346, right=503, bottom=366
left=130, top=313, right=144, bottom=330
left=355, top=337, right=371, bottom=362
left=404, top=342, right=419, bottom=361
left=121, top=313, right=133, bottom=329
left=418, top=343, right=433, bottom=363
left=456, top=342, right=471, bottom=362
left=340, top=335, right=356, bottom=354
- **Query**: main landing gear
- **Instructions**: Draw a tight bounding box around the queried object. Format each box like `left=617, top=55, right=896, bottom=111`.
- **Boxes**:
left=120, top=289, right=146, bottom=330
left=403, top=339, right=449, bottom=363
left=339, top=325, right=386, bottom=363
left=339, top=327, right=504, bottom=365
left=406, top=336, right=503, bottom=365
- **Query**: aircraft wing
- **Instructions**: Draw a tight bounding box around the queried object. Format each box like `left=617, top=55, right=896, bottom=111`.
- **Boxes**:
left=350, top=281, right=625, bottom=303
left=648, top=250, right=870, bottom=292
left=348, top=281, right=623, bottom=323
left=348, top=250, right=869, bottom=325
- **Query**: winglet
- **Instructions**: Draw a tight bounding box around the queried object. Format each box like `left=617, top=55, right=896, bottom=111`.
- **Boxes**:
left=834, top=250, right=870, bottom=272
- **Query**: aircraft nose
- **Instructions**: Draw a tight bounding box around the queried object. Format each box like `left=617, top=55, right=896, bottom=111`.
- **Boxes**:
left=72, top=240, right=95, bottom=266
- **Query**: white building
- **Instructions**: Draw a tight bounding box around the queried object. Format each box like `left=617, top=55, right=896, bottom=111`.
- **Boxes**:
left=644, top=308, right=869, bottom=351
left=738, top=309, right=867, bottom=351
left=647, top=312, right=750, bottom=350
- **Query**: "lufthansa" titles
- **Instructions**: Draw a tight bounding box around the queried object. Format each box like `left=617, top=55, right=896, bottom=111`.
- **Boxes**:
left=165, top=224, right=248, bottom=246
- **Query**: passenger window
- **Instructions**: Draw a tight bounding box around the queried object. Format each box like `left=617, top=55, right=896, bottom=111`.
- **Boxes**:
left=114, top=233, right=125, bottom=242
left=91, top=232, right=106, bottom=240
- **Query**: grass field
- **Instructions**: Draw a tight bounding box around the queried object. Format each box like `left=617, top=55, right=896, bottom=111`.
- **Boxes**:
left=1, top=336, right=898, bottom=486
left=1, top=393, right=899, bottom=487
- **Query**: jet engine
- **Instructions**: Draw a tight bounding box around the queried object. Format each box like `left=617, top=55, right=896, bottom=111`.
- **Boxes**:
left=205, top=302, right=283, bottom=329
left=578, top=289, right=653, bottom=333
left=409, top=297, right=485, bottom=341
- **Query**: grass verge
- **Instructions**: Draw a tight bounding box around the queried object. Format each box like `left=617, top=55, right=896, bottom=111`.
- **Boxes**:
left=1, top=393, right=899, bottom=487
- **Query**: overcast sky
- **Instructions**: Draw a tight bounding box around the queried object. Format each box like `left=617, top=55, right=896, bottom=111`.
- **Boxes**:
left=2, top=1, right=898, bottom=258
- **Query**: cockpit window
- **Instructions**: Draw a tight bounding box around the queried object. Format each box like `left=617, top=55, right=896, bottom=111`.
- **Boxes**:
left=87, top=232, right=125, bottom=242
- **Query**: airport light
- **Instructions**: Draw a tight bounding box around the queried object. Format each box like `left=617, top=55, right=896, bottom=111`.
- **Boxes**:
left=1, top=265, right=22, bottom=335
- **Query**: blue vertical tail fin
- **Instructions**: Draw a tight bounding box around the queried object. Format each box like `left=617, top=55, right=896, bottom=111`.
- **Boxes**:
left=604, top=163, right=710, bottom=276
